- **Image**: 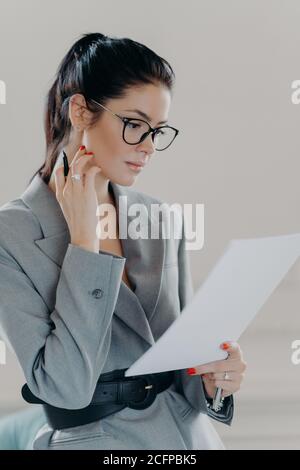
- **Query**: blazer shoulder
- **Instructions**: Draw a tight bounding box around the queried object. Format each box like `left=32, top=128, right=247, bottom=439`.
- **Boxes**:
left=0, top=197, right=41, bottom=248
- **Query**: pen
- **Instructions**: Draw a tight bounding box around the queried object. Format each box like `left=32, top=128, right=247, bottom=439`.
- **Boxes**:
left=212, top=386, right=224, bottom=412
left=63, top=150, right=69, bottom=178
left=212, top=354, right=230, bottom=411
left=211, top=346, right=231, bottom=411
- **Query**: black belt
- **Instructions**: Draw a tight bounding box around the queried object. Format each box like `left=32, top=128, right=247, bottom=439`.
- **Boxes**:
left=21, top=368, right=175, bottom=430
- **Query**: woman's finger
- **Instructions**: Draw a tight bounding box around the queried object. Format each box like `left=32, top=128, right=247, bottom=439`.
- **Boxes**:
left=71, top=154, right=98, bottom=191
left=67, top=146, right=88, bottom=183
left=193, top=357, right=244, bottom=375
left=69, top=145, right=87, bottom=170
left=214, top=379, right=240, bottom=394
left=71, top=153, right=95, bottom=176
left=84, top=165, right=101, bottom=192
left=220, top=341, right=242, bottom=359
left=203, top=371, right=244, bottom=382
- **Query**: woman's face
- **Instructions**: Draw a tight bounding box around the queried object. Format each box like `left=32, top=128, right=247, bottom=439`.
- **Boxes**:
left=72, top=83, right=171, bottom=186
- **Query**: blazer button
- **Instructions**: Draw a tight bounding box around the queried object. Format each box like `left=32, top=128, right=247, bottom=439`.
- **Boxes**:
left=91, top=288, right=104, bottom=299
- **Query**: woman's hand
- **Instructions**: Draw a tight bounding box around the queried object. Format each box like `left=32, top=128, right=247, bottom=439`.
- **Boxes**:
left=54, top=145, right=102, bottom=253
left=187, top=341, right=247, bottom=399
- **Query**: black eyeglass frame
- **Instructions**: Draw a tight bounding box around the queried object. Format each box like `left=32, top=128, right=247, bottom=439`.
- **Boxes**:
left=88, top=98, right=179, bottom=151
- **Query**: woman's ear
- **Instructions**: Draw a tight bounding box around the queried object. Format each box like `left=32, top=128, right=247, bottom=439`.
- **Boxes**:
left=68, top=93, right=91, bottom=130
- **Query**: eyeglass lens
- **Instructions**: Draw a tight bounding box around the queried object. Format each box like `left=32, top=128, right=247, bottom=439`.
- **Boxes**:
left=124, top=120, right=176, bottom=150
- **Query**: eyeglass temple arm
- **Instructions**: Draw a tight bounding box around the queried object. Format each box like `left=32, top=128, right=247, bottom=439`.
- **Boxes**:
left=88, top=98, right=179, bottom=133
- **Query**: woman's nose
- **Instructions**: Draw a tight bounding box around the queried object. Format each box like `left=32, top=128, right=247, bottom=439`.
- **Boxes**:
left=136, top=132, right=156, bottom=155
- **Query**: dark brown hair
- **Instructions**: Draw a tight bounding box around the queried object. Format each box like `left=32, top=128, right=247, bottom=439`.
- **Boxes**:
left=29, top=32, right=175, bottom=186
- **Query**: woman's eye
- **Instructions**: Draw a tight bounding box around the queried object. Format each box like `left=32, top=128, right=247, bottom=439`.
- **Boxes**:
left=127, top=122, right=140, bottom=129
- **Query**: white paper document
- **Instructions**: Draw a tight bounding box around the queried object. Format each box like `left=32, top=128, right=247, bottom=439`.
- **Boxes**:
left=125, top=232, right=300, bottom=377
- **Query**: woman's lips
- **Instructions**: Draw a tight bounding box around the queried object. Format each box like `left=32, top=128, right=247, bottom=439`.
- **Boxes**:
left=125, top=162, right=144, bottom=172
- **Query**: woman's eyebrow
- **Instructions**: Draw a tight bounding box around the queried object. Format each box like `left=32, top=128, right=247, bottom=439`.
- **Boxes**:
left=123, top=109, right=168, bottom=125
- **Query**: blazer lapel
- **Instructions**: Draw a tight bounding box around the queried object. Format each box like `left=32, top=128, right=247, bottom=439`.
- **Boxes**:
left=35, top=231, right=70, bottom=267
left=109, top=182, right=165, bottom=324
left=20, top=172, right=165, bottom=347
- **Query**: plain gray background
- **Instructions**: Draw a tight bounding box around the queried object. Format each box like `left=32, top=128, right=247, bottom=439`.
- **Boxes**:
left=0, top=0, right=300, bottom=449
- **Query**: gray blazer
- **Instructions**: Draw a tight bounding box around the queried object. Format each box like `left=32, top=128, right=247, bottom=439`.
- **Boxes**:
left=0, top=172, right=234, bottom=450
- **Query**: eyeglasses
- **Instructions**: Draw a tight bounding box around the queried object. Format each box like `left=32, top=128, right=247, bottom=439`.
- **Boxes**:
left=88, top=98, right=179, bottom=151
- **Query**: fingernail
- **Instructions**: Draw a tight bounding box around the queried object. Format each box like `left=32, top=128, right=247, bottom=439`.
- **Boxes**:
left=85, top=151, right=94, bottom=155
left=79, top=145, right=85, bottom=151
left=221, top=342, right=230, bottom=350
left=187, top=368, right=196, bottom=375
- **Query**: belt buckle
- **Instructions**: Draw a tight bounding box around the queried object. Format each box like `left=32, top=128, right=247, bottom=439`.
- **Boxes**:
left=126, top=374, right=157, bottom=410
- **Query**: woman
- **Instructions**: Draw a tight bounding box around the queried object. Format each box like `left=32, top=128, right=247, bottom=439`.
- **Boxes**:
left=0, top=32, right=246, bottom=450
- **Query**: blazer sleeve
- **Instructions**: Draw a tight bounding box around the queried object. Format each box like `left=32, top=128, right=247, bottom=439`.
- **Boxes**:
left=175, top=213, right=235, bottom=426
left=0, top=242, right=126, bottom=409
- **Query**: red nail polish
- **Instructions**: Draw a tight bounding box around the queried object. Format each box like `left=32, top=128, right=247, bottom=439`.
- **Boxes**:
left=187, top=368, right=196, bottom=375
left=79, top=145, right=85, bottom=151
left=221, top=342, right=230, bottom=350
left=85, top=151, right=94, bottom=155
